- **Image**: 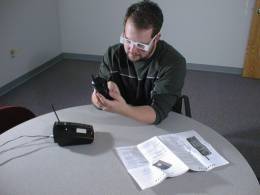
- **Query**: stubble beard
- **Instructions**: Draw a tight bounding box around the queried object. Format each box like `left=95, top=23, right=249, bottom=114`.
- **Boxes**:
left=127, top=53, right=142, bottom=62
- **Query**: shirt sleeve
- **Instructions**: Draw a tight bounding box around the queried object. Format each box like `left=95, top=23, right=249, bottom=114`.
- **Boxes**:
left=151, top=56, right=186, bottom=124
left=98, top=47, right=112, bottom=80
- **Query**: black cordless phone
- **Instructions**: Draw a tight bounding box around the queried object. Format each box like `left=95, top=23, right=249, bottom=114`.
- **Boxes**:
left=91, top=75, right=113, bottom=100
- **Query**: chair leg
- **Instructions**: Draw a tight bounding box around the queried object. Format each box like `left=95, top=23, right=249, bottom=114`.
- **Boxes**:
left=181, top=95, right=192, bottom=118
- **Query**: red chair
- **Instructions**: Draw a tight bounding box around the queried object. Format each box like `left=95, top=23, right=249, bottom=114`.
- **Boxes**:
left=0, top=105, right=36, bottom=134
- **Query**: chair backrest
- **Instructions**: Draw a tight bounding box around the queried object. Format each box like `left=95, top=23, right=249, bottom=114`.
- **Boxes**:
left=0, top=105, right=36, bottom=134
left=172, top=95, right=192, bottom=117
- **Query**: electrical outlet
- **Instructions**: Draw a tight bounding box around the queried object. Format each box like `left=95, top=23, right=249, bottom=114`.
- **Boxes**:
left=10, top=49, right=17, bottom=58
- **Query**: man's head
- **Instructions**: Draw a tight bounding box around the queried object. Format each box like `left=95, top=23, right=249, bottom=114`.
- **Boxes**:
left=121, top=0, right=163, bottom=62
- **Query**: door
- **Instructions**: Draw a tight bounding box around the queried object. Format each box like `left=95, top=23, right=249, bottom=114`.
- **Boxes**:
left=243, top=0, right=260, bottom=79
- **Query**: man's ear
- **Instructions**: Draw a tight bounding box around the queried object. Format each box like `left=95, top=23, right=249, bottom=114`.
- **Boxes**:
left=154, top=33, right=161, bottom=44
left=157, top=32, right=162, bottom=40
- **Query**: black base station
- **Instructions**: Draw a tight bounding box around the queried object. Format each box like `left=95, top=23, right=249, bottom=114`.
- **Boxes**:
left=53, top=121, right=94, bottom=146
left=51, top=104, right=94, bottom=146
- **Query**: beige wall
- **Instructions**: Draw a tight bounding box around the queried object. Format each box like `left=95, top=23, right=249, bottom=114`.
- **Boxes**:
left=0, top=0, right=61, bottom=88
left=59, top=0, right=254, bottom=68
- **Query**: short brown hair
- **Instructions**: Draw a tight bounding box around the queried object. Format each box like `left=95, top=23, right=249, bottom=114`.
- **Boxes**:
left=123, top=0, right=163, bottom=37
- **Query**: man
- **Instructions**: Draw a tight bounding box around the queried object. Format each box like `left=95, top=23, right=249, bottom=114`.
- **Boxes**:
left=91, top=0, right=186, bottom=124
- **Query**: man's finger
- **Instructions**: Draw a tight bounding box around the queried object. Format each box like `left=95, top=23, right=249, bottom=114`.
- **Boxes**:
left=97, top=93, right=109, bottom=106
left=109, top=90, right=120, bottom=100
left=108, top=81, right=120, bottom=94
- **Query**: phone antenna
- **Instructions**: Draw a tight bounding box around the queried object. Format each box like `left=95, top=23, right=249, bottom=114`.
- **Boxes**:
left=51, top=104, right=60, bottom=122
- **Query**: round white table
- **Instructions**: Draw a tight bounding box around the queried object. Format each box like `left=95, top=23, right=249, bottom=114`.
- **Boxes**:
left=0, top=105, right=259, bottom=195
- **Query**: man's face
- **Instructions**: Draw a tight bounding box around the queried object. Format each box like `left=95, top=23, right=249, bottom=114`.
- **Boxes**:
left=123, top=19, right=158, bottom=62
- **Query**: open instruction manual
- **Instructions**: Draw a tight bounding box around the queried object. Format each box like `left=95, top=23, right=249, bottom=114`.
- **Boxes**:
left=115, top=130, right=229, bottom=190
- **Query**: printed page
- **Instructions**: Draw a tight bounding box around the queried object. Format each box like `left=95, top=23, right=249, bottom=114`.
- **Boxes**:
left=137, top=136, right=189, bottom=177
left=128, top=165, right=167, bottom=190
left=116, top=146, right=148, bottom=170
left=116, top=146, right=166, bottom=190
left=159, top=134, right=208, bottom=171
left=160, top=130, right=229, bottom=171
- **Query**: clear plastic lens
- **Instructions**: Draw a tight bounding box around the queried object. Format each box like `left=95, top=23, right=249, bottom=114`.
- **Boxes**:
left=123, top=38, right=148, bottom=51
left=120, top=34, right=156, bottom=52
left=136, top=43, right=145, bottom=49
left=125, top=39, right=131, bottom=45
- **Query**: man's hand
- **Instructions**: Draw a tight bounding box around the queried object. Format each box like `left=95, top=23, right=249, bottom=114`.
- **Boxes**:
left=97, top=81, right=128, bottom=113
left=91, top=81, right=156, bottom=124
left=91, top=81, right=126, bottom=112
left=91, top=89, right=103, bottom=109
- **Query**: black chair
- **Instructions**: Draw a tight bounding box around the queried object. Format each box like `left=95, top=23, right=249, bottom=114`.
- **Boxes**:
left=172, top=95, right=192, bottom=117
left=0, top=105, right=36, bottom=134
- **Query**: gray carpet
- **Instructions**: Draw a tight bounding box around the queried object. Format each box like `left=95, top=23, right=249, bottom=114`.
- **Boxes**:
left=0, top=59, right=260, bottom=180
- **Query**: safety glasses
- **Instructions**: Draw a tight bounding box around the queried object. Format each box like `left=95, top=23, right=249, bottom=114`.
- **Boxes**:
left=120, top=33, right=158, bottom=51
